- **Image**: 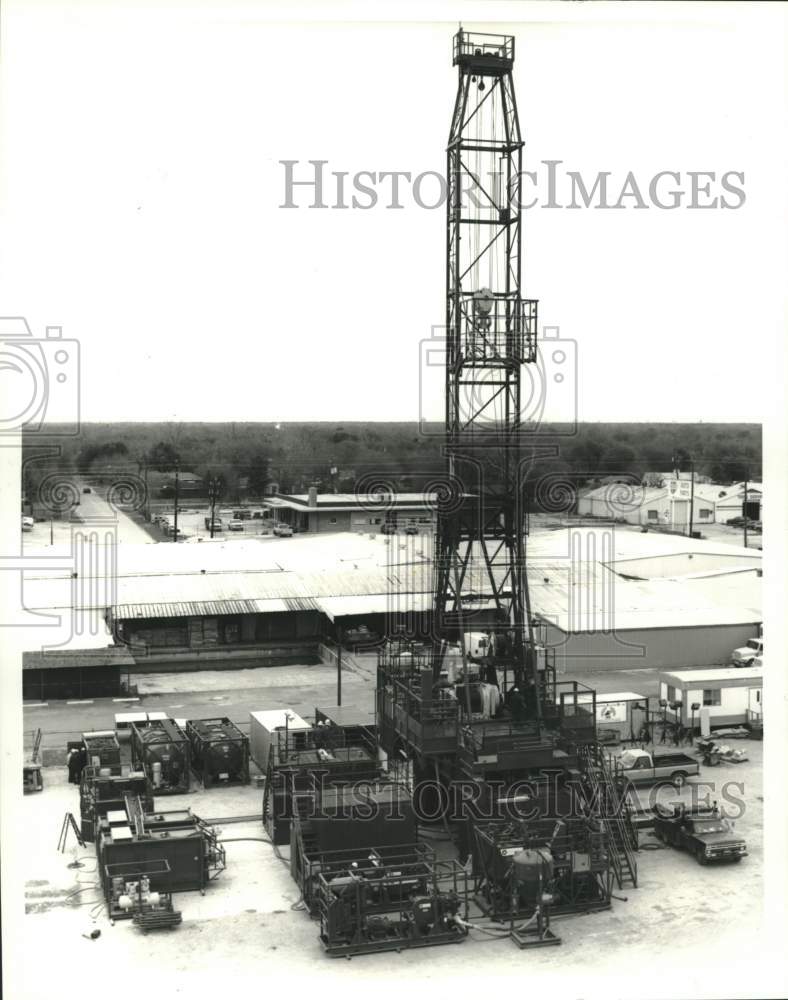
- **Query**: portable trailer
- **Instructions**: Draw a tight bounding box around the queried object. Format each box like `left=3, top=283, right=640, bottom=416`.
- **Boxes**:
left=186, top=717, right=250, bottom=787
left=79, top=764, right=152, bottom=842
left=82, top=730, right=122, bottom=767
left=96, top=795, right=225, bottom=913
left=130, top=718, right=191, bottom=795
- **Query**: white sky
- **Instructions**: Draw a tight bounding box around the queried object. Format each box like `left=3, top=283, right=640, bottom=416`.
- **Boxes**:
left=1, top=1, right=786, bottom=424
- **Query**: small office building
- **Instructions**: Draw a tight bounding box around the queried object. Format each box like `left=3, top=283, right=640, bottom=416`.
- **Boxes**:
left=658, top=666, right=763, bottom=728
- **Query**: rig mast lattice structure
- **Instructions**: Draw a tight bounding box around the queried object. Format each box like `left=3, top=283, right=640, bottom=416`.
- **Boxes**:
left=434, top=30, right=540, bottom=709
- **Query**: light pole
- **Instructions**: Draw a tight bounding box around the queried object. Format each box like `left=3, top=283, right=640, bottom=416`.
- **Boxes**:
left=691, top=702, right=700, bottom=738
left=670, top=699, right=683, bottom=744
left=658, top=698, right=668, bottom=744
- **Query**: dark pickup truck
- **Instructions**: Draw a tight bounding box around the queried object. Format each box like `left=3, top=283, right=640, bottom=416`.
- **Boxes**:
left=653, top=805, right=747, bottom=865
left=612, top=748, right=700, bottom=789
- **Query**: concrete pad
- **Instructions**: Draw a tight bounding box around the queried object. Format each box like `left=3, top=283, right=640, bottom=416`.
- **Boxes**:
left=18, top=736, right=765, bottom=999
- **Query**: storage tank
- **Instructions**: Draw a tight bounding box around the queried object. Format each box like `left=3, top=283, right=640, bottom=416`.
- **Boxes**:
left=186, top=717, right=250, bottom=787
left=512, top=848, right=553, bottom=905
left=131, top=719, right=191, bottom=794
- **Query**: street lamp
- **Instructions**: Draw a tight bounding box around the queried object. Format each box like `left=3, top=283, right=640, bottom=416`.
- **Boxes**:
left=658, top=698, right=668, bottom=744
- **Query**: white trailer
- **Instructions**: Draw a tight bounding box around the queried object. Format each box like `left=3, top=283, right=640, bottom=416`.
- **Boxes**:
left=658, top=666, right=762, bottom=728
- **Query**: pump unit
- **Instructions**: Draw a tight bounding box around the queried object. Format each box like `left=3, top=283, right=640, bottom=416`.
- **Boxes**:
left=96, top=795, right=225, bottom=909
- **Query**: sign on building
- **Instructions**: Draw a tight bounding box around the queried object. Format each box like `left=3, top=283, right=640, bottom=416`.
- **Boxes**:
left=596, top=701, right=627, bottom=723
left=666, top=478, right=692, bottom=499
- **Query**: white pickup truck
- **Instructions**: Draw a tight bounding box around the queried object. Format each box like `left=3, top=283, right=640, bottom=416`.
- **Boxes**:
left=732, top=637, right=762, bottom=667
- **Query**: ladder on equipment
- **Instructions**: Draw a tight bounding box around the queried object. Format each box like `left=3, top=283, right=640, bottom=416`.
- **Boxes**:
left=580, top=745, right=639, bottom=889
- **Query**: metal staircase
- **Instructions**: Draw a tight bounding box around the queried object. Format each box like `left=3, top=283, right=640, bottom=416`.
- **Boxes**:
left=580, top=745, right=639, bottom=889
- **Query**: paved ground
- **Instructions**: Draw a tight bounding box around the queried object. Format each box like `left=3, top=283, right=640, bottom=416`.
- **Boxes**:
left=25, top=662, right=373, bottom=749
left=15, top=726, right=766, bottom=999
left=24, top=482, right=156, bottom=548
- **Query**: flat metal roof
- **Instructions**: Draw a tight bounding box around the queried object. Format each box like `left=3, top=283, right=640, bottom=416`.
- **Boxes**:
left=659, top=667, right=762, bottom=685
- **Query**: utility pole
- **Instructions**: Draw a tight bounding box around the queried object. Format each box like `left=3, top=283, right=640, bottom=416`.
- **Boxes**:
left=336, top=625, right=343, bottom=706
left=688, top=458, right=695, bottom=538
left=173, top=461, right=179, bottom=543
left=743, top=470, right=748, bottom=549
left=208, top=476, right=220, bottom=539
left=141, top=460, right=150, bottom=521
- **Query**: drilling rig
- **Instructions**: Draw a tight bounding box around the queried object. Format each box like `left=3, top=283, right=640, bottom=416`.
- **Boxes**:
left=376, top=31, right=637, bottom=900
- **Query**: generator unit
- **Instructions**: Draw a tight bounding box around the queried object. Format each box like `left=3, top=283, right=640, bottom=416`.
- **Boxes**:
left=315, top=854, right=469, bottom=957
left=131, top=718, right=191, bottom=794
left=186, top=717, right=250, bottom=787
left=96, top=795, right=225, bottom=907
left=79, top=764, right=153, bottom=843
left=262, top=725, right=384, bottom=844
left=290, top=781, right=420, bottom=913
left=82, top=731, right=122, bottom=767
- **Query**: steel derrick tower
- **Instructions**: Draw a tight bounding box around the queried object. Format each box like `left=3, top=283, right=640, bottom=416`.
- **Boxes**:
left=433, top=31, right=540, bottom=710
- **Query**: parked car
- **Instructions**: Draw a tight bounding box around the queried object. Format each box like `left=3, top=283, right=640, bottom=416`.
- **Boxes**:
left=653, top=804, right=747, bottom=864
left=404, top=524, right=419, bottom=535
left=732, top=637, right=762, bottom=667
left=21, top=515, right=34, bottom=532
left=82, top=487, right=92, bottom=494
left=228, top=520, right=244, bottom=532
left=726, top=516, right=759, bottom=529
left=380, top=523, right=397, bottom=535
left=273, top=523, right=293, bottom=537
left=204, top=516, right=224, bottom=531
left=342, top=625, right=381, bottom=651
left=612, top=747, right=700, bottom=789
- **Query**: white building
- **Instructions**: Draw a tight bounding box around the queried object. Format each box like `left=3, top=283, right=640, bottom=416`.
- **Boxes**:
left=577, top=480, right=761, bottom=529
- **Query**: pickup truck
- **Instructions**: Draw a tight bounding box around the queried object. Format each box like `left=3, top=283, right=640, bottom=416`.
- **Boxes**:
left=653, top=804, right=747, bottom=864
left=732, top=636, right=762, bottom=667
left=612, top=748, right=699, bottom=789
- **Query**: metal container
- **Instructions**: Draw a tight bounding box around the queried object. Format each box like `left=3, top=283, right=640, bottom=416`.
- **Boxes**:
left=82, top=730, right=121, bottom=767
left=130, top=719, right=191, bottom=795
left=186, top=717, right=250, bottom=787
